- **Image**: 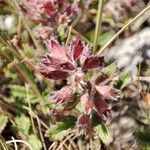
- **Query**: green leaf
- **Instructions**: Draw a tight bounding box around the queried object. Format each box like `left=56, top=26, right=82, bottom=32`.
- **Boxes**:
left=57, top=25, right=67, bottom=40
left=0, top=29, right=9, bottom=41
left=98, top=31, right=115, bottom=47
left=11, top=84, right=32, bottom=97
left=15, top=114, right=31, bottom=135
left=10, top=84, right=38, bottom=103
left=85, top=30, right=115, bottom=47
left=95, top=122, right=113, bottom=145
left=115, top=72, right=132, bottom=89
left=5, top=70, right=17, bottom=80
left=46, top=116, right=76, bottom=140
left=0, top=5, right=14, bottom=15
left=103, top=62, right=117, bottom=77
left=28, top=135, right=42, bottom=150
left=0, top=115, right=8, bottom=133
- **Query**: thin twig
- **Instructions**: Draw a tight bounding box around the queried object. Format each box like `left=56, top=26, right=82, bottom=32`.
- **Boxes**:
left=68, top=138, right=77, bottom=149
left=0, top=137, right=9, bottom=150
left=36, top=116, right=47, bottom=150
left=93, top=0, right=105, bottom=53
left=97, top=4, right=150, bottom=55
left=17, top=15, right=22, bottom=38
left=65, top=26, right=72, bottom=46
left=24, top=107, right=49, bottom=130
left=89, top=138, right=93, bottom=150
left=57, top=133, right=75, bottom=150
left=11, top=137, right=18, bottom=150
left=49, top=142, right=57, bottom=150
left=6, top=139, right=32, bottom=150
left=137, top=63, right=149, bottom=121
left=25, top=84, right=37, bottom=135
left=134, top=76, right=150, bottom=82
left=113, top=76, right=150, bottom=82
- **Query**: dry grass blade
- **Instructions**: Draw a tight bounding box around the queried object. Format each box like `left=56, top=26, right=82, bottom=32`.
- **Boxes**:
left=56, top=133, right=75, bottom=150
left=6, top=139, right=32, bottom=150
left=36, top=116, right=47, bottom=150
left=93, top=0, right=105, bottom=53
left=97, top=4, right=150, bottom=55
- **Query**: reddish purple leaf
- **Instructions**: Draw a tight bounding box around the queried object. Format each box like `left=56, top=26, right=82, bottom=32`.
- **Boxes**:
left=43, top=0, right=56, bottom=15
left=42, top=70, right=70, bottom=80
left=93, top=91, right=110, bottom=118
left=41, top=55, right=61, bottom=68
left=95, top=75, right=108, bottom=85
left=60, top=62, right=76, bottom=71
left=73, top=40, right=84, bottom=61
left=48, top=39, right=60, bottom=55
left=96, top=85, right=118, bottom=100
left=77, top=114, right=90, bottom=127
left=46, top=55, right=61, bottom=66
left=77, top=114, right=93, bottom=136
left=86, top=81, right=96, bottom=97
left=52, top=86, right=73, bottom=104
left=79, top=44, right=90, bottom=65
left=48, top=39, right=69, bottom=61
left=81, top=93, right=95, bottom=114
left=83, top=56, right=104, bottom=70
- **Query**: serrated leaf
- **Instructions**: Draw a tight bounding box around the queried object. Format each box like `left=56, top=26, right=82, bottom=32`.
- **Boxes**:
left=46, top=116, right=76, bottom=140
left=28, top=135, right=42, bottom=150
left=0, top=115, right=8, bottom=133
left=15, top=114, right=31, bottom=135
left=115, top=72, right=132, bottom=89
left=95, top=122, right=113, bottom=145
left=10, top=84, right=38, bottom=103
left=11, top=84, right=32, bottom=97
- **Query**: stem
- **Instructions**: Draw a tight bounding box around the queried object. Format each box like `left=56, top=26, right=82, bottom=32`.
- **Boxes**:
left=25, top=84, right=37, bottom=135
left=24, top=107, right=49, bottom=130
left=17, top=15, right=22, bottom=38
left=93, top=0, right=105, bottom=53
left=97, top=4, right=150, bottom=55
left=36, top=117, right=47, bottom=150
